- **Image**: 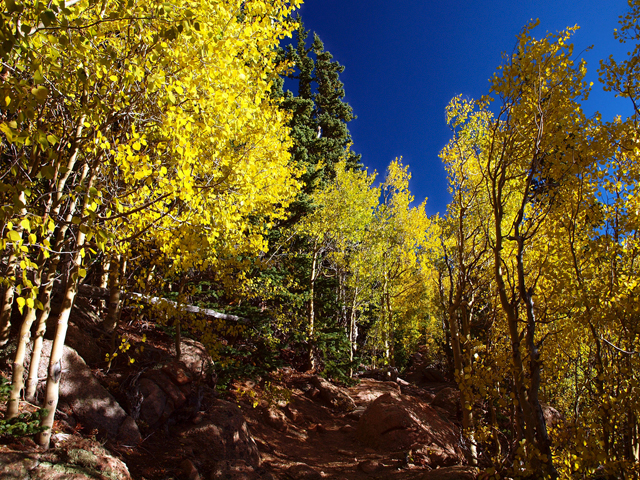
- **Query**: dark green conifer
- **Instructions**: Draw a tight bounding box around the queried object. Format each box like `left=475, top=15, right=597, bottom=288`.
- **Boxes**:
left=278, top=19, right=361, bottom=203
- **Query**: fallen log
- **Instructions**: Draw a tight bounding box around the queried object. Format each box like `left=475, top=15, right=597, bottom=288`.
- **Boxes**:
left=73, top=283, right=249, bottom=324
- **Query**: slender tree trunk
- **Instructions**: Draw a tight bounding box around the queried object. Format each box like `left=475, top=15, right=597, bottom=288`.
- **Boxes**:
left=24, top=161, right=90, bottom=403
left=0, top=191, right=27, bottom=346
left=99, top=257, right=110, bottom=311
left=492, top=224, right=538, bottom=452
left=630, top=409, right=640, bottom=462
left=36, top=258, right=82, bottom=448
left=516, top=236, right=556, bottom=478
left=0, top=249, right=19, bottom=345
left=25, top=276, right=56, bottom=403
left=7, top=302, right=38, bottom=417
left=489, top=392, right=502, bottom=459
left=37, top=173, right=95, bottom=449
left=143, top=264, right=156, bottom=296
left=307, top=245, right=319, bottom=371
left=7, top=262, right=46, bottom=417
left=568, top=217, right=611, bottom=459
left=445, top=271, right=477, bottom=465
left=384, top=280, right=395, bottom=368
left=460, top=303, right=476, bottom=457
left=174, top=281, right=186, bottom=361
left=105, top=254, right=125, bottom=333
left=105, top=255, right=127, bottom=368
left=348, top=286, right=359, bottom=378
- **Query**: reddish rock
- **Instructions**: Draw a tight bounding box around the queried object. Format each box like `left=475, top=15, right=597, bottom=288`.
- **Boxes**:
left=358, top=459, right=382, bottom=474
left=421, top=466, right=478, bottom=479
left=181, top=458, right=202, bottom=480
left=162, top=360, right=193, bottom=385
left=307, top=423, right=327, bottom=434
left=192, top=411, right=206, bottom=425
left=26, top=340, right=141, bottom=443
left=117, top=416, right=142, bottom=446
left=310, top=375, right=356, bottom=412
left=284, top=404, right=303, bottom=424
left=176, top=400, right=261, bottom=472
left=340, top=424, right=356, bottom=435
left=139, top=377, right=169, bottom=426
left=346, top=406, right=367, bottom=421
left=210, top=459, right=257, bottom=480
left=356, top=393, right=465, bottom=468
left=65, top=323, right=102, bottom=365
left=178, top=338, right=214, bottom=379
left=348, top=378, right=401, bottom=406
left=423, top=368, right=447, bottom=383
left=0, top=436, right=133, bottom=480
left=305, top=387, right=320, bottom=399
left=286, top=463, right=323, bottom=480
left=264, top=407, right=288, bottom=432
left=144, top=369, right=187, bottom=408
left=431, top=386, right=461, bottom=419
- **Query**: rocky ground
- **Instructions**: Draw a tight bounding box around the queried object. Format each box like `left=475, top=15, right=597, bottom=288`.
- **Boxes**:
left=0, top=298, right=478, bottom=480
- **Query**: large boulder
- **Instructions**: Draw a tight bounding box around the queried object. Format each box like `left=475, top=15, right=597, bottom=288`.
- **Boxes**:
left=309, top=375, right=356, bottom=412
left=0, top=435, right=132, bottom=480
left=356, top=393, right=465, bottom=468
left=65, top=323, right=102, bottom=365
left=422, top=367, right=448, bottom=383
left=176, top=338, right=214, bottom=380
left=25, top=340, right=141, bottom=444
left=136, top=364, right=204, bottom=429
left=431, top=386, right=461, bottom=420
left=347, top=378, right=401, bottom=406
left=138, top=377, right=169, bottom=427
left=175, top=399, right=261, bottom=476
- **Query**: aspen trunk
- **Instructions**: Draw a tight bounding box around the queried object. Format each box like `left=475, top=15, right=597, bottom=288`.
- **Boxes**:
left=104, top=254, right=125, bottom=333
left=516, top=236, right=555, bottom=477
left=106, top=255, right=128, bottom=369
left=24, top=162, right=89, bottom=403
left=25, top=240, right=75, bottom=403
left=36, top=258, right=82, bottom=448
left=383, top=278, right=395, bottom=368
left=493, top=231, right=539, bottom=456
left=0, top=250, right=19, bottom=346
left=25, top=283, right=54, bottom=403
left=0, top=191, right=27, bottom=346
left=446, top=289, right=477, bottom=464
left=348, top=286, right=359, bottom=378
left=460, top=302, right=477, bottom=465
left=98, top=258, right=110, bottom=311
left=7, top=304, right=38, bottom=418
left=306, top=246, right=319, bottom=371
left=174, top=281, right=185, bottom=362
left=37, top=172, right=94, bottom=449
left=143, top=264, right=156, bottom=296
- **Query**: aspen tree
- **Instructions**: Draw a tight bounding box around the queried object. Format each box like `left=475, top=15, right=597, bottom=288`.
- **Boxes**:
left=1, top=0, right=302, bottom=448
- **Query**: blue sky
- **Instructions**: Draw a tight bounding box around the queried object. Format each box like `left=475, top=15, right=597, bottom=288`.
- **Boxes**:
left=293, top=0, right=634, bottom=215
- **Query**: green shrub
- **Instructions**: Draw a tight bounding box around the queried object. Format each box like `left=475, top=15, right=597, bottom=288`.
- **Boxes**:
left=0, top=377, right=48, bottom=438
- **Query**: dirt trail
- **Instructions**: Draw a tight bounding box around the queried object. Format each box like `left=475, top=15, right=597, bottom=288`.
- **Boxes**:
left=239, top=374, right=457, bottom=479
left=1, top=305, right=471, bottom=480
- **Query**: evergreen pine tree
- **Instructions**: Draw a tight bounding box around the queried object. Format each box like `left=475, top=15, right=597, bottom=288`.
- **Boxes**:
left=311, top=33, right=361, bottom=177
left=278, top=18, right=361, bottom=204
left=236, top=18, right=364, bottom=374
